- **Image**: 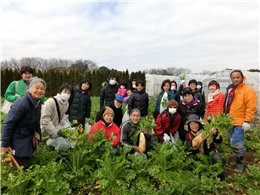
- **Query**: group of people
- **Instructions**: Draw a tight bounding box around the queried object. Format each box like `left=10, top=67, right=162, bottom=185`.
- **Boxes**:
left=1, top=67, right=257, bottom=175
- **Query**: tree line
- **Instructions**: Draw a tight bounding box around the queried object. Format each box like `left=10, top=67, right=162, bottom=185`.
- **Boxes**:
left=1, top=68, right=145, bottom=97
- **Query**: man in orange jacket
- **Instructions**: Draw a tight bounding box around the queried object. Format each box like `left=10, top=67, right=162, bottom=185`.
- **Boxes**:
left=224, top=70, right=256, bottom=172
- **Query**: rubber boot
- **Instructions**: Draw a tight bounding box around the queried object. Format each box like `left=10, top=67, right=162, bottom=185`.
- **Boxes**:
left=234, top=156, right=244, bottom=173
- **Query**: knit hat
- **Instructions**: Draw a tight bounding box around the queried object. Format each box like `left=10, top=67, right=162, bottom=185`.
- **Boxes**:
left=102, top=106, right=114, bottom=117
left=167, top=100, right=178, bottom=108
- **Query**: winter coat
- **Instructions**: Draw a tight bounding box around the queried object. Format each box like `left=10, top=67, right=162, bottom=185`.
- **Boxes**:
left=170, top=89, right=180, bottom=103
left=205, top=92, right=225, bottom=118
left=100, top=84, right=118, bottom=109
left=90, top=120, right=120, bottom=147
left=69, top=85, right=91, bottom=125
left=1, top=93, right=42, bottom=158
left=154, top=110, right=181, bottom=142
left=117, top=88, right=127, bottom=97
left=128, top=89, right=149, bottom=117
left=186, top=130, right=222, bottom=155
left=95, top=103, right=123, bottom=127
left=120, top=120, right=139, bottom=147
left=224, top=78, right=256, bottom=126
left=41, top=97, right=69, bottom=136
left=154, top=91, right=174, bottom=116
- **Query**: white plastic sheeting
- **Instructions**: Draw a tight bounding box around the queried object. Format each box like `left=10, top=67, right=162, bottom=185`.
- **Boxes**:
left=145, top=70, right=260, bottom=111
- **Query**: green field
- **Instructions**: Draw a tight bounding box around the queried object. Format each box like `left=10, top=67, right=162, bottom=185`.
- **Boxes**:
left=1, top=97, right=259, bottom=194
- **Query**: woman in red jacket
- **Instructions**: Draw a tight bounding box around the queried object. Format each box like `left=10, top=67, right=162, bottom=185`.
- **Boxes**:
left=90, top=106, right=120, bottom=147
left=205, top=80, right=225, bottom=120
left=154, top=100, right=181, bottom=144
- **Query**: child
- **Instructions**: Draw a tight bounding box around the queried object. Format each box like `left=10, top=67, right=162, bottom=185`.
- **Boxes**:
left=117, top=83, right=127, bottom=98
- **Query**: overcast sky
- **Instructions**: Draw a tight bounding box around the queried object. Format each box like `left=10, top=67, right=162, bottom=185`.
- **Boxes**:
left=1, top=0, right=259, bottom=72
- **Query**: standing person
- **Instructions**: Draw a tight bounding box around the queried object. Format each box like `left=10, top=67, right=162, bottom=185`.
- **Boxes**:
left=96, top=96, right=124, bottom=127
left=100, top=76, right=118, bottom=110
left=128, top=80, right=149, bottom=117
left=153, top=79, right=174, bottom=119
left=188, top=79, right=203, bottom=104
left=69, top=80, right=92, bottom=127
left=224, top=70, right=256, bottom=172
left=154, top=100, right=181, bottom=144
left=131, top=79, right=137, bottom=92
left=1, top=78, right=46, bottom=168
left=41, top=84, right=73, bottom=139
left=196, top=81, right=206, bottom=108
left=170, top=80, right=180, bottom=103
left=205, top=80, right=225, bottom=120
left=90, top=106, right=121, bottom=147
left=117, top=82, right=127, bottom=98
left=178, top=87, right=205, bottom=141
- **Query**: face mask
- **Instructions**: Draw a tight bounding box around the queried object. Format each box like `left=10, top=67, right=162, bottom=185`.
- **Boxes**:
left=197, top=85, right=202, bottom=89
left=171, top=86, right=176, bottom=90
left=109, top=79, right=116, bottom=85
left=60, top=92, right=70, bottom=101
left=168, top=108, right=177, bottom=114
left=132, top=84, right=136, bottom=89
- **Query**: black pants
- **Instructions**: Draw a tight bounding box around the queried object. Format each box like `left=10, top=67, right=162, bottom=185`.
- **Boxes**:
left=14, top=156, right=32, bottom=169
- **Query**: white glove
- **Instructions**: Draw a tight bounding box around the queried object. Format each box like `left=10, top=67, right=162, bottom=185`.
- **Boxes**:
left=163, top=133, right=171, bottom=142
left=50, top=131, right=59, bottom=139
left=242, top=122, right=250, bottom=132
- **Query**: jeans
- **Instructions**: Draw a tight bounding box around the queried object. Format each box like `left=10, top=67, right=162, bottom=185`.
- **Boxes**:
left=228, top=126, right=246, bottom=158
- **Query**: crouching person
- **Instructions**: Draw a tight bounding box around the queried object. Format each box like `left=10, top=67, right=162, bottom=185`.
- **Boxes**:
left=90, top=106, right=121, bottom=152
left=186, top=114, right=222, bottom=163
left=154, top=100, right=181, bottom=148
left=120, top=109, right=150, bottom=155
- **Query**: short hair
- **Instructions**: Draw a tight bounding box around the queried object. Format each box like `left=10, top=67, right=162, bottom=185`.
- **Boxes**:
left=208, top=80, right=220, bottom=89
left=130, top=108, right=141, bottom=116
left=230, top=70, right=244, bottom=78
left=188, top=79, right=198, bottom=86
left=136, top=79, right=145, bottom=87
left=28, top=77, right=46, bottom=92
left=161, top=79, right=171, bottom=91
left=79, top=80, right=92, bottom=91
left=171, top=80, right=178, bottom=88
left=21, top=66, right=34, bottom=74
left=58, top=83, right=73, bottom=94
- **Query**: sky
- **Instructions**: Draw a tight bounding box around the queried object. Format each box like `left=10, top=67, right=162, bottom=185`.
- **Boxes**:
left=0, top=0, right=259, bottom=72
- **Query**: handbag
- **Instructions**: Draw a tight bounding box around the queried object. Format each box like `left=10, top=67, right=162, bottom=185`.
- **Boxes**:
left=1, top=81, right=19, bottom=114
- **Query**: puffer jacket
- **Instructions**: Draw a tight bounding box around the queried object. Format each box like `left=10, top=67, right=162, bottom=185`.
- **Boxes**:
left=205, top=92, right=225, bottom=118
left=100, top=84, right=118, bottom=109
left=69, top=85, right=91, bottom=125
left=1, top=92, right=42, bottom=158
left=128, top=89, right=149, bottom=117
left=224, top=77, right=256, bottom=126
left=154, top=110, right=181, bottom=142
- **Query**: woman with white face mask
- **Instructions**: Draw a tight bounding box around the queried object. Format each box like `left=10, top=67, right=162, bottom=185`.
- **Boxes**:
left=41, top=84, right=73, bottom=138
left=100, top=76, right=118, bottom=110
left=153, top=100, right=181, bottom=144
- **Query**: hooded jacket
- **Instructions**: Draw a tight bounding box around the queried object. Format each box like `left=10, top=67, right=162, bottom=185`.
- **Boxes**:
left=100, top=84, right=118, bottom=109
left=224, top=77, right=256, bottom=126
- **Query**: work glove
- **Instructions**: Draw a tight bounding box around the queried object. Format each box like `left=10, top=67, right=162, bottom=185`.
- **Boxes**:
left=242, top=122, right=250, bottom=132
left=163, top=133, right=171, bottom=142
left=50, top=131, right=59, bottom=139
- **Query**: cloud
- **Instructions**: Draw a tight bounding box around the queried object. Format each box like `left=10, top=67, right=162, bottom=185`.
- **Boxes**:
left=1, top=0, right=259, bottom=72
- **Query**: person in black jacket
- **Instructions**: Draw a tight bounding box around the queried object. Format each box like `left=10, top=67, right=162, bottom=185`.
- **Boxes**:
left=1, top=78, right=46, bottom=168
left=170, top=80, right=180, bottom=103
left=188, top=79, right=204, bottom=106
left=128, top=80, right=149, bottom=117
left=96, top=96, right=123, bottom=127
left=69, top=80, right=92, bottom=126
left=100, top=76, right=118, bottom=110
left=178, top=87, right=205, bottom=141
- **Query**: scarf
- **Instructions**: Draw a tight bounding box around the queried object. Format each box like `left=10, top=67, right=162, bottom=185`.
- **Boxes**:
left=207, top=89, right=220, bottom=102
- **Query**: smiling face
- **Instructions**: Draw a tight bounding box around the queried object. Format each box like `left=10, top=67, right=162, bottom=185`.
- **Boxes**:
left=81, top=82, right=89, bottom=91
left=22, top=71, right=33, bottom=82
left=103, top=113, right=114, bottom=124
left=130, top=111, right=141, bottom=124
left=30, top=82, right=45, bottom=100
left=163, top=83, right=170, bottom=92
left=136, top=84, right=144, bottom=92
left=189, top=121, right=200, bottom=132
left=208, top=84, right=217, bottom=93
left=114, top=100, right=122, bottom=108
left=189, top=83, right=197, bottom=91
left=231, top=72, right=243, bottom=86
left=183, top=93, right=193, bottom=103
